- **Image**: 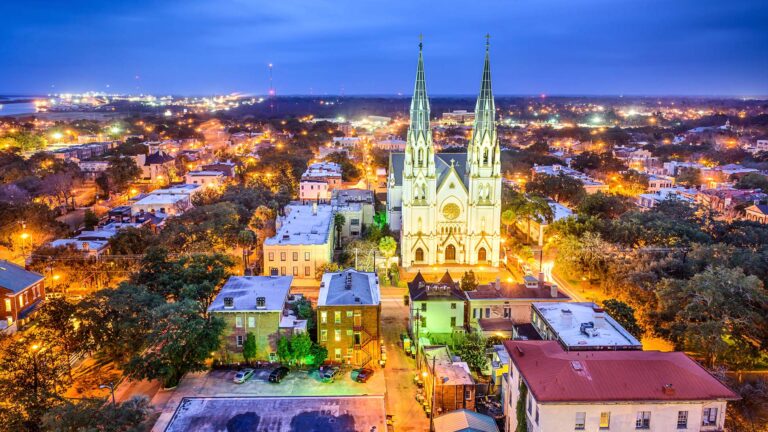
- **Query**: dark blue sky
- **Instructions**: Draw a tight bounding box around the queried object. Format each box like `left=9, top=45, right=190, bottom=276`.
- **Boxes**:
left=1, top=0, right=766, bottom=96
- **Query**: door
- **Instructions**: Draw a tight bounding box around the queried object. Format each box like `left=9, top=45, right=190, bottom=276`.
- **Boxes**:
left=445, top=244, right=456, bottom=261
left=478, top=247, right=487, bottom=262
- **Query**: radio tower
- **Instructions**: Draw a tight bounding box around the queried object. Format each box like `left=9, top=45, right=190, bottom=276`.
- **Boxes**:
left=268, top=63, right=275, bottom=113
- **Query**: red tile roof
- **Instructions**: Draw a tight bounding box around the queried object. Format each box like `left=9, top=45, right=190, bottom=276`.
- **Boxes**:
left=504, top=340, right=738, bottom=403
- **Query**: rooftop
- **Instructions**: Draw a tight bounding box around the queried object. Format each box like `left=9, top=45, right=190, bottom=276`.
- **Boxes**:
left=318, top=269, right=380, bottom=307
left=264, top=204, right=333, bottom=246
left=0, top=260, right=44, bottom=294
left=532, top=302, right=642, bottom=350
left=504, top=340, right=738, bottom=403
left=132, top=193, right=189, bottom=206
left=208, top=276, right=293, bottom=313
left=423, top=345, right=475, bottom=386
left=434, top=409, right=499, bottom=432
left=331, top=188, right=375, bottom=206
left=466, top=278, right=569, bottom=301
left=150, top=184, right=201, bottom=194
left=408, top=271, right=467, bottom=302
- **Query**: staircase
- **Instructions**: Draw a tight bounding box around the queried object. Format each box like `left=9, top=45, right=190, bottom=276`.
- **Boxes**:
left=353, top=325, right=376, bottom=367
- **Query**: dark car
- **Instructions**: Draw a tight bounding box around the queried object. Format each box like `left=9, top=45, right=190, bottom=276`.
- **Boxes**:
left=268, top=366, right=289, bottom=383
left=320, top=366, right=341, bottom=382
left=353, top=368, right=374, bottom=383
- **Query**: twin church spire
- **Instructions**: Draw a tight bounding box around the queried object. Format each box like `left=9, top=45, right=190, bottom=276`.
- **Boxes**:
left=404, top=36, right=499, bottom=178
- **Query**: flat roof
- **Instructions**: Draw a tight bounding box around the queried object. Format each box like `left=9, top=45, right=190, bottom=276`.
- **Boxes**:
left=318, top=269, right=380, bottom=307
left=423, top=346, right=475, bottom=386
left=533, top=302, right=641, bottom=349
left=208, top=276, right=293, bottom=313
left=132, top=194, right=189, bottom=206
left=504, top=340, right=738, bottom=403
left=164, top=396, right=386, bottom=432
left=264, top=204, right=333, bottom=246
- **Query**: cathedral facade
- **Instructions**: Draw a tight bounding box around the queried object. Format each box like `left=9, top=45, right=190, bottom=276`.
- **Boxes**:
left=387, top=40, right=502, bottom=268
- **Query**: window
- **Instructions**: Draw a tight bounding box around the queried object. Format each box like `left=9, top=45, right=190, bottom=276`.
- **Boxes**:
left=270, top=267, right=278, bottom=276
left=236, top=335, right=244, bottom=347
left=677, top=411, right=688, bottom=429
left=269, top=252, right=274, bottom=261
left=334, top=329, right=341, bottom=341
left=305, top=266, right=311, bottom=276
left=450, top=317, right=456, bottom=327
left=346, top=310, right=353, bottom=318
left=235, top=316, right=243, bottom=328
left=465, top=388, right=472, bottom=400
left=451, top=303, right=457, bottom=310
left=504, top=307, right=511, bottom=319
left=472, top=308, right=477, bottom=319
left=420, top=316, right=426, bottom=327
left=320, top=329, right=327, bottom=342
left=334, top=311, right=341, bottom=324
left=305, top=252, right=310, bottom=261
left=247, top=316, right=255, bottom=328
left=702, top=408, right=717, bottom=426
left=575, top=412, right=586, bottom=430
left=292, top=267, right=298, bottom=276
left=3, top=299, right=9, bottom=312
left=320, top=311, right=327, bottom=324
left=280, top=266, right=286, bottom=275
left=636, top=411, right=651, bottom=429
left=293, top=252, right=298, bottom=261
left=535, top=406, right=539, bottom=424
left=351, top=218, right=360, bottom=226
left=485, top=308, right=490, bottom=318
left=421, top=303, right=427, bottom=312
left=527, top=393, right=532, bottom=414
left=280, top=252, right=286, bottom=261
left=346, top=329, right=353, bottom=336
left=600, top=412, right=611, bottom=429
left=334, top=348, right=341, bottom=360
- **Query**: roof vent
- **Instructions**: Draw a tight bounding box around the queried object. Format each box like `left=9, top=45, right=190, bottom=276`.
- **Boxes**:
left=571, top=360, right=583, bottom=371
left=256, top=296, right=266, bottom=309
left=345, top=272, right=353, bottom=290
left=223, top=297, right=234, bottom=309
left=662, top=384, right=676, bottom=395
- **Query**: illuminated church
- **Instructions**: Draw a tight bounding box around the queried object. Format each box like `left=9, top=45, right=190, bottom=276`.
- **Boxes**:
left=387, top=39, right=502, bottom=268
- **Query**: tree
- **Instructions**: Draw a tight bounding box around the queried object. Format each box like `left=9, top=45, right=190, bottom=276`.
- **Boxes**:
left=158, top=202, right=243, bottom=253
left=577, top=192, right=633, bottom=219
left=277, top=336, right=292, bottom=363
left=83, top=209, right=99, bottom=231
left=108, top=226, right=158, bottom=255
left=734, top=172, right=768, bottom=191
left=525, top=173, right=586, bottom=206
left=378, top=236, right=397, bottom=261
left=460, top=270, right=478, bottom=291
left=103, top=156, right=142, bottom=195
left=35, top=297, right=79, bottom=378
left=124, top=300, right=225, bottom=388
left=501, top=209, right=516, bottom=234
left=242, top=332, right=258, bottom=364
left=238, top=229, right=256, bottom=270
left=324, top=151, right=361, bottom=182
left=453, top=332, right=488, bottom=372
left=0, top=337, right=69, bottom=430
left=676, top=167, right=702, bottom=188
left=291, top=298, right=316, bottom=335
left=41, top=396, right=153, bottom=432
left=601, top=299, right=643, bottom=338
left=308, top=343, right=328, bottom=367
left=315, top=262, right=342, bottom=280
left=290, top=333, right=313, bottom=366
left=333, top=213, right=346, bottom=249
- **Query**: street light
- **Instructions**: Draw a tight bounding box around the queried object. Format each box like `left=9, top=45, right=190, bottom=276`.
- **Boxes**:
left=99, top=382, right=116, bottom=406
left=30, top=344, right=41, bottom=403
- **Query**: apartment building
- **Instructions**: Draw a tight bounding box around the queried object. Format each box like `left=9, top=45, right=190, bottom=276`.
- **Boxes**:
left=263, top=204, right=334, bottom=280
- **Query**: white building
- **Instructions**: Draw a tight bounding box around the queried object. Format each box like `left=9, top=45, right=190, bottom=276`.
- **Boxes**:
left=331, top=189, right=375, bottom=243
left=388, top=42, right=502, bottom=268
left=374, top=139, right=407, bottom=151
left=263, top=204, right=334, bottom=280
left=637, top=187, right=696, bottom=210
left=531, top=164, right=608, bottom=195
left=185, top=170, right=225, bottom=188
left=300, top=162, right=343, bottom=202
left=647, top=174, right=675, bottom=192
left=503, top=340, right=738, bottom=432
left=131, top=193, right=190, bottom=217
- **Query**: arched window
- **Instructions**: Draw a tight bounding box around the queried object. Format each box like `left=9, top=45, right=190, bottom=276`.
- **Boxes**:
left=478, top=247, right=487, bottom=262
left=483, top=148, right=489, bottom=164
left=415, top=248, right=424, bottom=262
left=418, top=149, right=424, bottom=166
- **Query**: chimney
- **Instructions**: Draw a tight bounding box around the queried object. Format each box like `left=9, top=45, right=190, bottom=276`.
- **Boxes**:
left=560, top=309, right=573, bottom=328
left=538, top=272, right=545, bottom=287
left=495, top=277, right=501, bottom=290
left=593, top=307, right=606, bottom=329
left=662, top=384, right=676, bottom=396
left=550, top=284, right=558, bottom=298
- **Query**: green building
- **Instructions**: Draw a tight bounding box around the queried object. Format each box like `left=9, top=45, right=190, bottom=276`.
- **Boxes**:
left=407, top=271, right=468, bottom=346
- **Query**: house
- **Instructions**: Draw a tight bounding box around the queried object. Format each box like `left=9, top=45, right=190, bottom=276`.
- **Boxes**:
left=135, top=151, right=175, bottom=182
left=696, top=188, right=767, bottom=221
left=531, top=164, right=608, bottom=195
left=514, top=200, right=573, bottom=246
left=530, top=302, right=642, bottom=351
left=745, top=204, right=768, bottom=224
left=420, top=345, right=477, bottom=416
left=502, top=340, right=738, bottom=432
left=185, top=170, right=225, bottom=188
left=647, top=174, right=675, bottom=192
left=408, top=272, right=467, bottom=346
left=49, top=221, right=148, bottom=257
left=263, top=204, right=334, bottom=280
left=299, top=162, right=342, bottom=202
left=465, top=275, right=570, bottom=339
left=433, top=409, right=499, bottom=432
left=317, top=269, right=381, bottom=367
left=331, top=189, right=375, bottom=243
left=637, top=187, right=696, bottom=210
left=202, top=161, right=237, bottom=178
left=208, top=276, right=304, bottom=362
left=0, top=260, right=45, bottom=334
left=130, top=193, right=190, bottom=217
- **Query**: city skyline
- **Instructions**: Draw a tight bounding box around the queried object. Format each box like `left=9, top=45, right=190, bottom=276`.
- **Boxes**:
left=2, top=0, right=767, bottom=96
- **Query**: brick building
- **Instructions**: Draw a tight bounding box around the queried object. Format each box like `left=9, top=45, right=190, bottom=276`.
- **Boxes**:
left=0, top=260, right=45, bottom=334
left=420, top=345, right=477, bottom=417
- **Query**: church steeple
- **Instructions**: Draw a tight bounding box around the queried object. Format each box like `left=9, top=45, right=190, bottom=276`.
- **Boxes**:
left=404, top=35, right=435, bottom=178
left=468, top=34, right=499, bottom=175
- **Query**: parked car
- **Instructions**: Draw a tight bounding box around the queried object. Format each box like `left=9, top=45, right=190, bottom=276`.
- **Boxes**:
left=233, top=368, right=255, bottom=384
left=320, top=366, right=341, bottom=382
left=353, top=368, right=374, bottom=383
left=268, top=366, right=289, bottom=383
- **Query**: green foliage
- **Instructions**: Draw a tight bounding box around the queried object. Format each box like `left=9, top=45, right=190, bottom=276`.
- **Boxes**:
left=103, top=156, right=142, bottom=194
left=577, top=192, right=632, bottom=219
left=675, top=166, right=702, bottom=188
left=0, top=130, right=47, bottom=152
left=389, top=263, right=400, bottom=287
left=276, top=334, right=324, bottom=367
left=516, top=381, right=529, bottom=432
left=291, top=298, right=316, bottom=335
left=124, top=300, right=225, bottom=388
left=290, top=333, right=313, bottom=366
left=277, top=336, right=292, bottom=363
left=378, top=236, right=397, bottom=259
left=343, top=239, right=378, bottom=271
left=601, top=299, right=643, bottom=338
left=107, top=226, right=159, bottom=255
left=324, top=151, right=361, bottom=182
left=570, top=151, right=627, bottom=173
left=525, top=173, right=585, bottom=206
left=460, top=270, right=478, bottom=291
left=734, top=172, right=768, bottom=191
left=315, top=262, right=342, bottom=280
left=83, top=209, right=99, bottom=231
left=41, top=396, right=153, bottom=432
left=158, top=202, right=244, bottom=253
left=242, top=332, right=258, bottom=363
left=308, top=343, right=328, bottom=367
left=453, top=332, right=488, bottom=372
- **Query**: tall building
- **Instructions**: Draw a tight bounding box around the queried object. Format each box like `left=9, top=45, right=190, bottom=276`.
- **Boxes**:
left=388, top=39, right=502, bottom=268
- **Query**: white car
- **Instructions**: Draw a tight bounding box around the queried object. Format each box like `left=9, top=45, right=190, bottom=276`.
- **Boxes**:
left=233, top=368, right=255, bottom=384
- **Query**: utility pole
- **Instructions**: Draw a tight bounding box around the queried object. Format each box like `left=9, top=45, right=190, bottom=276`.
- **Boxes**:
left=429, top=355, right=437, bottom=432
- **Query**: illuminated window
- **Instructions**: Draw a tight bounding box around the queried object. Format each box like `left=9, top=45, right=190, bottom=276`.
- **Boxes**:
left=320, top=311, right=327, bottom=324
left=334, top=329, right=341, bottom=341
left=320, top=329, right=327, bottom=342
left=235, top=316, right=243, bottom=328
left=600, top=412, right=611, bottom=429
left=334, top=311, right=341, bottom=324
left=247, top=317, right=255, bottom=328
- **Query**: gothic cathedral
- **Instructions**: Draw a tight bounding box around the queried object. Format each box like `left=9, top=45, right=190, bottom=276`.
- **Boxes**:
left=387, top=40, right=502, bottom=268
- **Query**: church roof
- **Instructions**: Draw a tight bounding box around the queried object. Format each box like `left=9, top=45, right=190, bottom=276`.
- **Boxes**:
left=388, top=151, right=468, bottom=189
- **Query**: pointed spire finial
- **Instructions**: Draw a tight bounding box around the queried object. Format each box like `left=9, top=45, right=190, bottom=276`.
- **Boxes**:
left=419, top=33, right=423, bottom=50
left=485, top=33, right=490, bottom=50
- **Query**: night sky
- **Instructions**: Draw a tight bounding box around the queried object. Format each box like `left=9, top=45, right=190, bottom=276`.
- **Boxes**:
left=2, top=0, right=767, bottom=96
